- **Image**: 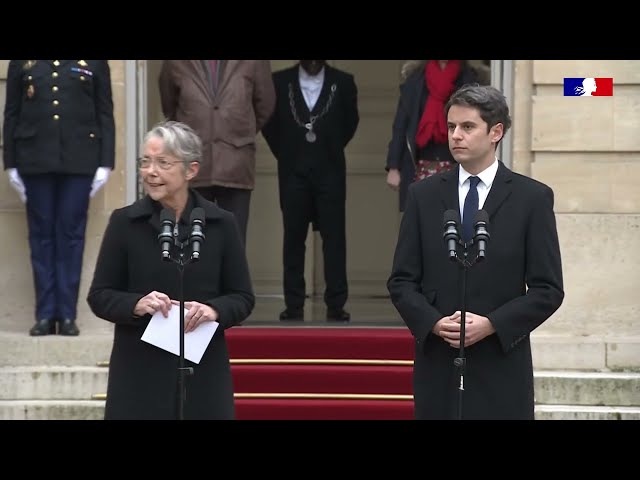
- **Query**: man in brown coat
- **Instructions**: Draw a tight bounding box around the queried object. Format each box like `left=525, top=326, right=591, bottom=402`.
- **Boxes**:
left=158, top=60, right=276, bottom=246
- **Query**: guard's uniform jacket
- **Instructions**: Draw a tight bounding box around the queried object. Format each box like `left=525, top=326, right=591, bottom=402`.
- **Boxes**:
left=3, top=59, right=115, bottom=175
left=2, top=60, right=115, bottom=332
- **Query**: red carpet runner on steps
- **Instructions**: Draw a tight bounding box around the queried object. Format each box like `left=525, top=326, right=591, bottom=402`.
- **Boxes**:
left=226, top=326, right=415, bottom=420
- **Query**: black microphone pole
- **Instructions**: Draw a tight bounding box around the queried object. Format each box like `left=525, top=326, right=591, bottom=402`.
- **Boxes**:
left=456, top=252, right=469, bottom=421
left=159, top=207, right=206, bottom=420
left=443, top=209, right=490, bottom=420
left=176, top=247, right=190, bottom=421
left=159, top=208, right=192, bottom=420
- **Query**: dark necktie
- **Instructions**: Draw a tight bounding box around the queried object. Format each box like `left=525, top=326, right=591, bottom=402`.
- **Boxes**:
left=462, top=176, right=481, bottom=243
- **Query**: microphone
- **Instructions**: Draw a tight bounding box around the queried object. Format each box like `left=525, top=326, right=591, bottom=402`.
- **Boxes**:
left=158, top=208, right=175, bottom=261
left=473, top=209, right=490, bottom=261
left=189, top=207, right=206, bottom=261
left=443, top=209, right=461, bottom=261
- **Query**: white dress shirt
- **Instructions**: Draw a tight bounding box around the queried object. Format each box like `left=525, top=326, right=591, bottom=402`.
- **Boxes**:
left=458, top=158, right=499, bottom=223
left=298, top=65, right=325, bottom=111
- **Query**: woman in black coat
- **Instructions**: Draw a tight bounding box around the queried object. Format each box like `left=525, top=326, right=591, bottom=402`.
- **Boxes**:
left=385, top=60, right=478, bottom=212
left=87, top=120, right=254, bottom=420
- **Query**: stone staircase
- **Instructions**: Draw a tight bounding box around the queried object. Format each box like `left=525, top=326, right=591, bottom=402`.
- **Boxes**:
left=1, top=331, right=639, bottom=420
left=0, top=332, right=110, bottom=420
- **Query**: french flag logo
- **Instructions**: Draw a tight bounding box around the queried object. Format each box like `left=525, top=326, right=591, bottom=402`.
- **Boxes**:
left=563, top=78, right=614, bottom=96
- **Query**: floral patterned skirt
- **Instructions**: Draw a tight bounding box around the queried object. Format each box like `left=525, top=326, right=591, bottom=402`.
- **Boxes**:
left=413, top=160, right=456, bottom=182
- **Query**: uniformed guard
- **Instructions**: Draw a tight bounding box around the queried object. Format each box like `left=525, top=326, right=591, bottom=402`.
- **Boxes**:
left=3, top=60, right=115, bottom=336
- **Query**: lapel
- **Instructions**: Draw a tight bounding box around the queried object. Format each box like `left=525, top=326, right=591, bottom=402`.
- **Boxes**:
left=216, top=60, right=232, bottom=93
left=439, top=165, right=461, bottom=212
left=482, top=160, right=513, bottom=219
left=188, top=60, right=212, bottom=101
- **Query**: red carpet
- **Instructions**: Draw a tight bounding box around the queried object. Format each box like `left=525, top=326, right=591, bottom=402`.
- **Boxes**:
left=226, top=326, right=416, bottom=420
left=227, top=326, right=414, bottom=360
left=235, top=398, right=413, bottom=420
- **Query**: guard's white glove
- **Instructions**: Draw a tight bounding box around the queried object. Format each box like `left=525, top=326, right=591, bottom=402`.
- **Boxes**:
left=90, top=167, right=111, bottom=198
left=7, top=168, right=26, bottom=203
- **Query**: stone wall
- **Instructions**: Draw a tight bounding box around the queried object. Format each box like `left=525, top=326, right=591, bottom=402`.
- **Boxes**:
left=513, top=60, right=640, bottom=337
left=0, top=60, right=638, bottom=345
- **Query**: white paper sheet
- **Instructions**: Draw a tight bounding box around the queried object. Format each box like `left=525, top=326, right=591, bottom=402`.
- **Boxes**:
left=140, top=305, right=218, bottom=364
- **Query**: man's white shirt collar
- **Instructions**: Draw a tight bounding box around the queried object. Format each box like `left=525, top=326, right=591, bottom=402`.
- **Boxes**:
left=458, top=157, right=499, bottom=188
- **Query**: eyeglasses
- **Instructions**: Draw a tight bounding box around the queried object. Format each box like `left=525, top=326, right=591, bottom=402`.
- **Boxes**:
left=137, top=156, right=183, bottom=170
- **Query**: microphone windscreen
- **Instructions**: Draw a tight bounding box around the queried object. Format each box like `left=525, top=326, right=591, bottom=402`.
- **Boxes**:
left=189, top=207, right=206, bottom=226
left=473, top=209, right=489, bottom=226
left=443, top=209, right=460, bottom=226
left=160, top=208, right=175, bottom=224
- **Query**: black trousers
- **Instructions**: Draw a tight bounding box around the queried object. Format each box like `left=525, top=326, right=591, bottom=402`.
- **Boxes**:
left=194, top=185, right=251, bottom=248
left=280, top=171, right=347, bottom=311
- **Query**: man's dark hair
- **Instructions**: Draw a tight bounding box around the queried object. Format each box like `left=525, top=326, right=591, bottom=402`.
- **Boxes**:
left=445, top=84, right=512, bottom=137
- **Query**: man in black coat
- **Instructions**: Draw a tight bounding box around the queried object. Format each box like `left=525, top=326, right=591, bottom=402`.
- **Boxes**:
left=3, top=60, right=115, bottom=336
left=387, top=84, right=564, bottom=419
left=262, top=61, right=359, bottom=321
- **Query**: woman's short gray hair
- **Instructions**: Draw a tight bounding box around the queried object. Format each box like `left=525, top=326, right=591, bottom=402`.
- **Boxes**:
left=142, top=120, right=202, bottom=164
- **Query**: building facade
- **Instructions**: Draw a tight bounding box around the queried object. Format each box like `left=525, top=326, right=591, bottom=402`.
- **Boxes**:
left=0, top=60, right=638, bottom=368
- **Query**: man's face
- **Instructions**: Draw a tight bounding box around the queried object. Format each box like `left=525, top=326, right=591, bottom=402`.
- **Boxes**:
left=447, top=104, right=503, bottom=171
left=300, top=60, right=326, bottom=76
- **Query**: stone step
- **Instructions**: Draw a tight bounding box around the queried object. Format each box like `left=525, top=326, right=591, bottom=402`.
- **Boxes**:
left=534, top=405, right=640, bottom=420
left=0, top=400, right=105, bottom=420
left=0, top=366, right=106, bottom=400
left=0, top=331, right=638, bottom=371
left=1, top=400, right=638, bottom=420
left=2, top=366, right=639, bottom=408
left=534, top=371, right=640, bottom=406
left=0, top=332, right=112, bottom=367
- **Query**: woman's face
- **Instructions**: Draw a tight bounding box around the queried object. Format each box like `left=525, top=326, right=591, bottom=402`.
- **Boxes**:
left=139, top=136, right=198, bottom=206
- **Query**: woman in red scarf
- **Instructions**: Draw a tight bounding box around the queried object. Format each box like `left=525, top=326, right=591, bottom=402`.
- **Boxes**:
left=385, top=60, right=478, bottom=211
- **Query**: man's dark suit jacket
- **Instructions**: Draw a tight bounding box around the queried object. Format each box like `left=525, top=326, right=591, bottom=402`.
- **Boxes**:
left=387, top=161, right=564, bottom=420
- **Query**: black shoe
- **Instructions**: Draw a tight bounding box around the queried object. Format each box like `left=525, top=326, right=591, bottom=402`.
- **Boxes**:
left=326, top=308, right=350, bottom=322
left=279, top=308, right=304, bottom=321
left=29, top=318, right=56, bottom=336
left=58, top=318, right=80, bottom=336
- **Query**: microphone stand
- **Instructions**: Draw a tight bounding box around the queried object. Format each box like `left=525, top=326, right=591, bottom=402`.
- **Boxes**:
left=166, top=240, right=196, bottom=420
left=450, top=239, right=484, bottom=420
